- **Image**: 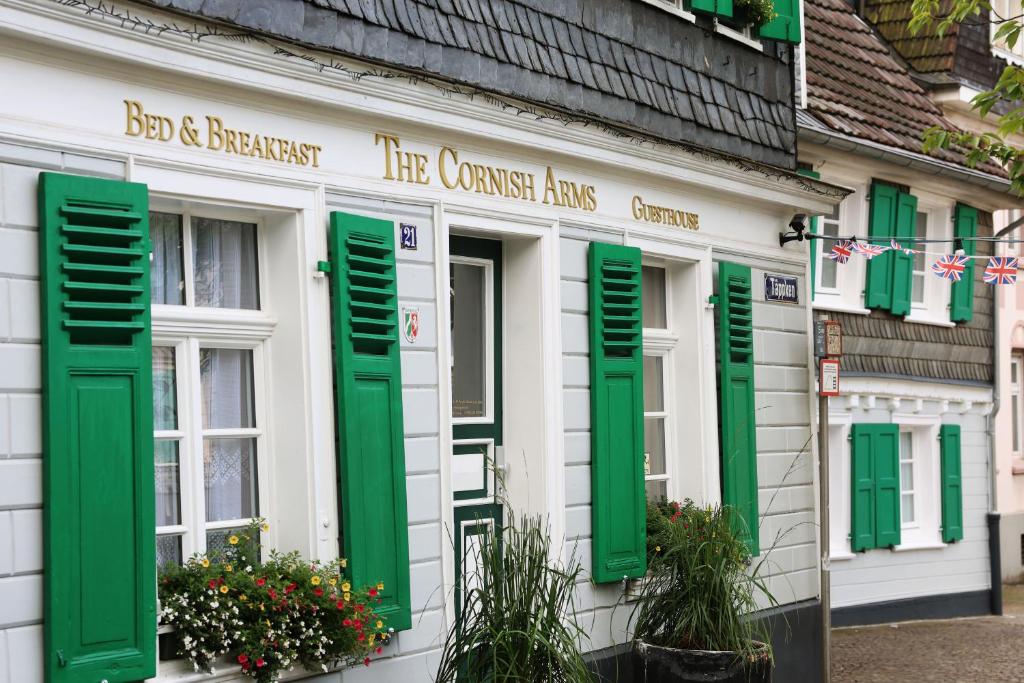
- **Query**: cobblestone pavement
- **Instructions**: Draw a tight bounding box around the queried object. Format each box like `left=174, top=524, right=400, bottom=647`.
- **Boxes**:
left=831, top=585, right=1024, bottom=682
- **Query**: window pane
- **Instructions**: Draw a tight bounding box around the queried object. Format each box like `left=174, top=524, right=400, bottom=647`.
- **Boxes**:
left=1012, top=357, right=1019, bottom=385
left=192, top=217, right=259, bottom=309
left=200, top=348, right=255, bottom=429
left=156, top=535, right=182, bottom=568
left=203, top=437, right=258, bottom=522
left=819, top=257, right=838, bottom=290
left=643, top=356, right=664, bottom=412
left=912, top=273, right=925, bottom=304
left=150, top=212, right=184, bottom=305
left=1013, top=394, right=1020, bottom=452
left=451, top=262, right=487, bottom=419
left=645, top=480, right=667, bottom=501
left=206, top=527, right=248, bottom=556
left=153, top=347, right=178, bottom=431
left=900, top=461, right=914, bottom=490
left=642, top=266, right=667, bottom=329
left=901, top=494, right=915, bottom=524
left=155, top=440, right=181, bottom=527
left=914, top=212, right=927, bottom=271
left=644, top=417, right=666, bottom=476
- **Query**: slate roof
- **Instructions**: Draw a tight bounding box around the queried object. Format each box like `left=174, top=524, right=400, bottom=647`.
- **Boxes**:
left=863, top=0, right=958, bottom=74
left=803, top=0, right=1005, bottom=177
left=138, top=0, right=797, bottom=167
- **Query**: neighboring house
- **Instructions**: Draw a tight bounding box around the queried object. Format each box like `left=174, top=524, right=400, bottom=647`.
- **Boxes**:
left=864, top=0, right=1024, bottom=585
left=0, top=2, right=842, bottom=683
left=798, top=0, right=1020, bottom=625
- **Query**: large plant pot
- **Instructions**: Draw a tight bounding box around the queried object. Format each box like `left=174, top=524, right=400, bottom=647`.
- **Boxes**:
left=633, top=640, right=771, bottom=683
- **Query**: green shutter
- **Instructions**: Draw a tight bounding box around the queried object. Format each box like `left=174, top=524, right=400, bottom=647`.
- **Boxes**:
left=588, top=241, right=646, bottom=584
left=717, top=262, right=760, bottom=556
left=865, top=182, right=898, bottom=311
left=760, top=0, right=802, bottom=43
left=951, top=203, right=978, bottom=323
left=798, top=168, right=821, bottom=301
left=691, top=0, right=733, bottom=18
left=940, top=424, right=965, bottom=542
left=39, top=172, right=156, bottom=683
left=328, top=211, right=412, bottom=631
left=873, top=425, right=901, bottom=548
left=889, top=191, right=918, bottom=317
left=849, top=425, right=876, bottom=552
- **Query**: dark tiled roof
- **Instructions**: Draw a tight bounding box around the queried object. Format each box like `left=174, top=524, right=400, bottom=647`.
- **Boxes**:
left=804, top=0, right=1004, bottom=176
left=139, top=0, right=797, bottom=167
left=863, top=0, right=958, bottom=74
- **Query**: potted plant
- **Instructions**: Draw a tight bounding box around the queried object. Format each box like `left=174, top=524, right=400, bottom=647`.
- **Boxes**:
left=435, top=514, right=592, bottom=682
left=734, top=0, right=776, bottom=29
left=158, top=519, right=391, bottom=682
left=632, top=500, right=776, bottom=683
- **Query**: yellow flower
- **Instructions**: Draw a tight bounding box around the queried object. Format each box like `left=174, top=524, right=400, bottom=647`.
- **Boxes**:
left=200, top=558, right=210, bottom=568
left=369, top=633, right=376, bottom=644
left=339, top=558, right=348, bottom=568
left=228, top=535, right=239, bottom=546
left=225, top=564, right=233, bottom=573
left=377, top=582, right=384, bottom=591
left=328, top=578, right=337, bottom=587
left=240, top=594, right=248, bottom=602
left=343, top=592, right=351, bottom=602
left=341, top=582, right=351, bottom=592
left=310, top=575, right=321, bottom=586
left=259, top=603, right=265, bottom=612
left=261, top=522, right=270, bottom=532
left=219, top=585, right=229, bottom=594
left=376, top=620, right=383, bottom=629
left=655, top=545, right=661, bottom=553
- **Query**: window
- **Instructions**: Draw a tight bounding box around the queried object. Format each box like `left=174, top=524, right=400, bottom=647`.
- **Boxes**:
left=151, top=209, right=269, bottom=567
left=902, top=202, right=953, bottom=325
left=816, top=200, right=842, bottom=293
left=1012, top=353, right=1023, bottom=455
left=911, top=212, right=928, bottom=305
left=990, top=0, right=1024, bottom=63
left=899, top=430, right=916, bottom=525
left=643, top=265, right=672, bottom=501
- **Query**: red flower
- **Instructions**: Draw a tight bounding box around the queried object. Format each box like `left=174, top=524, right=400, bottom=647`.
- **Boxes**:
left=376, top=647, right=383, bottom=655
left=357, top=633, right=366, bottom=641
left=242, top=662, right=250, bottom=671
left=209, top=580, right=218, bottom=590
left=256, top=657, right=266, bottom=668
left=355, top=604, right=365, bottom=613
left=237, top=654, right=249, bottom=664
left=354, top=619, right=362, bottom=629
left=336, top=600, right=345, bottom=610
left=343, top=618, right=352, bottom=626
left=314, top=587, right=324, bottom=597
left=364, top=657, right=371, bottom=666
left=285, top=582, right=297, bottom=594
left=368, top=588, right=378, bottom=597
left=268, top=588, right=278, bottom=600
left=256, top=578, right=266, bottom=587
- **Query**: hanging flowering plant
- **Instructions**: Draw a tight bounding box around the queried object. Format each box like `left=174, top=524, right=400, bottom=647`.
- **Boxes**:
left=158, top=519, right=391, bottom=682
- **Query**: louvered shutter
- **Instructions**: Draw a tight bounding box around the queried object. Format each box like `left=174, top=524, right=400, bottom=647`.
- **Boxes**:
left=328, top=211, right=412, bottom=631
left=940, top=424, right=964, bottom=542
left=890, top=191, right=918, bottom=317
left=850, top=425, right=876, bottom=552
left=588, top=241, right=646, bottom=584
left=760, top=0, right=802, bottom=43
left=717, top=262, right=760, bottom=556
left=873, top=425, right=902, bottom=548
left=865, top=182, right=898, bottom=311
left=39, top=172, right=156, bottom=683
left=951, top=204, right=978, bottom=323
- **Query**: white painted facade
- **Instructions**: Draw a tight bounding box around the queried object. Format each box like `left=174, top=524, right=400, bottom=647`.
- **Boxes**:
left=0, top=2, right=839, bottom=681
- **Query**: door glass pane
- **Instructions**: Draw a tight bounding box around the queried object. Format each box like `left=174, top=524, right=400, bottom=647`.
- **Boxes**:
left=155, top=440, right=181, bottom=527
left=644, top=417, right=666, bottom=477
left=156, top=535, right=183, bottom=568
left=642, top=266, right=667, bottom=329
left=451, top=262, right=487, bottom=419
left=200, top=348, right=255, bottom=429
left=192, top=217, right=259, bottom=310
left=153, top=347, right=178, bottom=431
left=203, top=437, right=258, bottom=522
left=150, top=212, right=184, bottom=305
left=645, top=480, right=667, bottom=501
left=643, top=356, right=664, bottom=412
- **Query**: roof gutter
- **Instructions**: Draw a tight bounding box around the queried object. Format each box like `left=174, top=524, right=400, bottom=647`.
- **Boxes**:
left=797, top=122, right=1015, bottom=199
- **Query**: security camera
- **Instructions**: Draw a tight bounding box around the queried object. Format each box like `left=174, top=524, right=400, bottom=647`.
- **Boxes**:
left=789, top=214, right=807, bottom=231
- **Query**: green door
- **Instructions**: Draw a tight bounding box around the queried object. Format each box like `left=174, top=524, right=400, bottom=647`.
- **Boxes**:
left=449, top=236, right=503, bottom=616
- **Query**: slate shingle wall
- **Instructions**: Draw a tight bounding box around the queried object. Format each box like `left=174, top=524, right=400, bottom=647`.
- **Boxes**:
left=139, top=0, right=797, bottom=168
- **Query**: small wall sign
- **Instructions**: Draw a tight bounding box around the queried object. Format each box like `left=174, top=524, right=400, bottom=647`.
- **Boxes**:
left=814, top=320, right=842, bottom=358
left=400, top=223, right=418, bottom=250
left=402, top=307, right=420, bottom=343
left=819, top=358, right=840, bottom=396
left=764, top=273, right=799, bottom=304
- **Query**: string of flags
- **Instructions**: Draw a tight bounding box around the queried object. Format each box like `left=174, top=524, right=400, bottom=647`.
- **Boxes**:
left=824, top=239, right=1019, bottom=285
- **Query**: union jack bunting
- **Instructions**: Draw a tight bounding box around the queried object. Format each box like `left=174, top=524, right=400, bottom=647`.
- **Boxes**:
left=852, top=241, right=888, bottom=259
left=828, top=240, right=853, bottom=263
left=931, top=254, right=970, bottom=282
left=984, top=256, right=1018, bottom=285
left=890, top=239, right=915, bottom=255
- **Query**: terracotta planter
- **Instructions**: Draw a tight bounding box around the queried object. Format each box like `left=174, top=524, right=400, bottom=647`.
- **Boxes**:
left=633, top=640, right=771, bottom=683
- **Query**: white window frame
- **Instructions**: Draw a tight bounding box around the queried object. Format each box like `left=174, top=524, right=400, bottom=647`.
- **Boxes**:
left=814, top=196, right=844, bottom=297
left=642, top=261, right=678, bottom=501
left=1011, top=352, right=1023, bottom=457
left=812, top=181, right=871, bottom=316
left=989, top=0, right=1024, bottom=66
left=892, top=414, right=943, bottom=551
left=898, top=429, right=918, bottom=528
left=904, top=200, right=954, bottom=328
left=152, top=204, right=273, bottom=564
left=449, top=254, right=496, bottom=426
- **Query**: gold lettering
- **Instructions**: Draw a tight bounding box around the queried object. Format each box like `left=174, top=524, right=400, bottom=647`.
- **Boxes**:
left=376, top=133, right=400, bottom=180
left=631, top=195, right=643, bottom=220
left=439, top=147, right=458, bottom=188
left=265, top=137, right=280, bottom=162
left=225, top=128, right=239, bottom=154
left=521, top=173, right=536, bottom=202
left=124, top=100, right=145, bottom=137
left=584, top=186, right=597, bottom=212
left=309, top=145, right=321, bottom=168
left=206, top=116, right=225, bottom=151
left=542, top=167, right=560, bottom=206
left=414, top=154, right=430, bottom=184
left=238, top=131, right=251, bottom=155
left=631, top=195, right=698, bottom=230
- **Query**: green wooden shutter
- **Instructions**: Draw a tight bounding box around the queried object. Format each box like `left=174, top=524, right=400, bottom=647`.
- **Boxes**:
left=873, top=425, right=902, bottom=548
left=940, top=424, right=965, bottom=542
left=328, top=211, right=412, bottom=631
left=39, top=172, right=156, bottom=683
left=865, top=182, right=898, bottom=311
left=760, top=0, right=802, bottom=43
left=798, top=168, right=821, bottom=301
left=951, top=203, right=978, bottom=323
left=717, top=262, right=760, bottom=556
left=588, top=241, right=646, bottom=584
left=849, top=424, right=876, bottom=552
left=691, top=0, right=733, bottom=19
left=889, top=191, right=918, bottom=317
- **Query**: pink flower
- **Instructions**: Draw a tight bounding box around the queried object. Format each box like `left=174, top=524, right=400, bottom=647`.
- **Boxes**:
left=256, top=657, right=266, bottom=668
left=237, top=654, right=248, bottom=664
left=256, top=578, right=266, bottom=587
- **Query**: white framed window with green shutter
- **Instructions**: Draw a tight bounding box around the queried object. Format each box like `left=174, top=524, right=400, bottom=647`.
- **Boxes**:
left=641, top=263, right=676, bottom=502
left=903, top=200, right=955, bottom=327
